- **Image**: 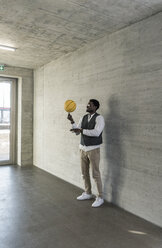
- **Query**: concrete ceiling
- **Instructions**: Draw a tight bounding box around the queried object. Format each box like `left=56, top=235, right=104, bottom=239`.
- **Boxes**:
left=0, top=0, right=162, bottom=69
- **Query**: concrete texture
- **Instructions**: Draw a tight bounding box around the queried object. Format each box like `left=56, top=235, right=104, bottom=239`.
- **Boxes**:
left=0, top=1, right=162, bottom=68
left=0, top=67, right=33, bottom=166
left=34, top=12, right=162, bottom=227
left=0, top=165, right=161, bottom=248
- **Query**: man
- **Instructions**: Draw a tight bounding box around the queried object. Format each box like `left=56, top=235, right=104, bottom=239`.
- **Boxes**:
left=67, top=99, right=105, bottom=207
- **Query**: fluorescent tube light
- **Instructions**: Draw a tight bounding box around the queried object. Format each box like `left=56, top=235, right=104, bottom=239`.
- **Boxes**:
left=0, top=45, right=16, bottom=51
left=128, top=230, right=147, bottom=235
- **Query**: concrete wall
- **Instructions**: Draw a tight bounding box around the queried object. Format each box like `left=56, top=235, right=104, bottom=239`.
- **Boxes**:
left=0, top=66, right=33, bottom=166
left=34, top=12, right=162, bottom=227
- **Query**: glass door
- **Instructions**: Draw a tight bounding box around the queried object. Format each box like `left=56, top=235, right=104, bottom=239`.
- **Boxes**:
left=0, top=77, right=17, bottom=165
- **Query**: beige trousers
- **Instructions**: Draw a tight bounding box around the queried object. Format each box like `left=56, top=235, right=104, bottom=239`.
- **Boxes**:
left=80, top=148, right=103, bottom=198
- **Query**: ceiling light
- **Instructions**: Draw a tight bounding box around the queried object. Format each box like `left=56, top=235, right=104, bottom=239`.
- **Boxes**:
left=128, top=230, right=147, bottom=235
left=0, top=45, right=16, bottom=51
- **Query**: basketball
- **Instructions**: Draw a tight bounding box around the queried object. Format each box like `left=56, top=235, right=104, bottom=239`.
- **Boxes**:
left=64, top=100, right=76, bottom=112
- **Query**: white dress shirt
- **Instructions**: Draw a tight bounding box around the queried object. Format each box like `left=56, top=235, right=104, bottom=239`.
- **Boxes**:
left=72, top=113, right=105, bottom=152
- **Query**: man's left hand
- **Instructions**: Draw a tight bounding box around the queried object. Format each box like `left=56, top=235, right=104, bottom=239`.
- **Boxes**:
left=70, top=128, right=82, bottom=134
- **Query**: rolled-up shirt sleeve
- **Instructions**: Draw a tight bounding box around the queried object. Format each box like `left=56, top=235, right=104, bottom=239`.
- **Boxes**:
left=72, top=117, right=82, bottom=129
left=83, top=115, right=105, bottom=137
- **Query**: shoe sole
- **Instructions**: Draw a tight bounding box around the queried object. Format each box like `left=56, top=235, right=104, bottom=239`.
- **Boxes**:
left=77, top=197, right=93, bottom=201
left=92, top=201, right=104, bottom=207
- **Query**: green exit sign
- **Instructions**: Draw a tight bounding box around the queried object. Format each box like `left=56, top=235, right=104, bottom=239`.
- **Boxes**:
left=0, top=65, right=4, bottom=71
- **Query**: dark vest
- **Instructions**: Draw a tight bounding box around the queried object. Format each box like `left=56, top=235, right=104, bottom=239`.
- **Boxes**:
left=81, top=113, right=103, bottom=146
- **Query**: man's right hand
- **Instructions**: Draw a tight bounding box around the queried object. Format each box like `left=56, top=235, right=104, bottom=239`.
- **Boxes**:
left=67, top=113, right=74, bottom=124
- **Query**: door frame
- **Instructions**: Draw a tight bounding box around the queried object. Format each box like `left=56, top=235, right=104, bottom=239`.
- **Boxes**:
left=0, top=77, right=17, bottom=165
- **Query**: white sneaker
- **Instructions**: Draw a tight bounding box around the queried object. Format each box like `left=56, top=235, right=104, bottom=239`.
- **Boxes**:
left=92, top=197, right=104, bottom=207
left=77, top=192, right=93, bottom=200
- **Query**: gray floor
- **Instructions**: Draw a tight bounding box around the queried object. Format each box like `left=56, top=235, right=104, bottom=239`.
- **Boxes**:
left=0, top=165, right=161, bottom=248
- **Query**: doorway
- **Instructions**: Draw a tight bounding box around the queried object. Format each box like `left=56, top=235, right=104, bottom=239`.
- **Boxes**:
left=0, top=77, right=17, bottom=165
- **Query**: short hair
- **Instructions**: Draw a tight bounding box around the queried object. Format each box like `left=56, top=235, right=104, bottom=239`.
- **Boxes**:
left=90, top=99, right=100, bottom=110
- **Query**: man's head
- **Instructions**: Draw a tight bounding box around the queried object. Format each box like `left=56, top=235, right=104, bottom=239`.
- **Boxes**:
left=86, top=99, right=100, bottom=114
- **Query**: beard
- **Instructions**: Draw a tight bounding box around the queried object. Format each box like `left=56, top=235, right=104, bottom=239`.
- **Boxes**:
left=86, top=108, right=93, bottom=113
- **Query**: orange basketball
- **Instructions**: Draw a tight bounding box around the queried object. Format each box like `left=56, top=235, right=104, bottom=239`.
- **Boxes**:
left=64, top=100, right=76, bottom=112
